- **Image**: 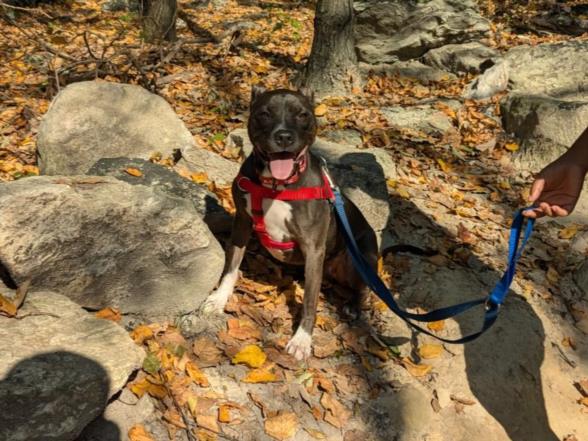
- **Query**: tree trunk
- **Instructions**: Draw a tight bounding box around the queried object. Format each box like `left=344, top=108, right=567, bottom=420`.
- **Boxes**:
left=298, top=0, right=360, bottom=96
left=141, top=0, right=177, bottom=43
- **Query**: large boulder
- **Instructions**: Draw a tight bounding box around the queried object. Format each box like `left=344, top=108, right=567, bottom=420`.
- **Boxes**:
left=354, top=0, right=490, bottom=64
left=175, top=145, right=241, bottom=186
left=422, top=42, right=499, bottom=75
left=37, top=81, right=195, bottom=175
left=0, top=176, right=224, bottom=320
left=0, top=291, right=144, bottom=441
left=88, top=157, right=232, bottom=233
left=500, top=41, right=588, bottom=170
left=381, top=104, right=457, bottom=143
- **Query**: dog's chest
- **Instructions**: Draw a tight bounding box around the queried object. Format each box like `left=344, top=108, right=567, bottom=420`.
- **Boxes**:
left=244, top=194, right=293, bottom=259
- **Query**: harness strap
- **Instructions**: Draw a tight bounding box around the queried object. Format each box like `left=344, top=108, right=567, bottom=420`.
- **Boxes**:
left=237, top=174, right=334, bottom=250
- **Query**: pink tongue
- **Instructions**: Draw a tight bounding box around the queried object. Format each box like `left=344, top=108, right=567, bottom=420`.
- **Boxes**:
left=269, top=158, right=295, bottom=180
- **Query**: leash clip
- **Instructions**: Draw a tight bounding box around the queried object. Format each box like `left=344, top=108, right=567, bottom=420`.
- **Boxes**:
left=484, top=297, right=501, bottom=312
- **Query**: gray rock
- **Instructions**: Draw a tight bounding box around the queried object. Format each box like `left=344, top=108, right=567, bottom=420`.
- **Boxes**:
left=80, top=390, right=158, bottom=441
left=360, top=60, right=457, bottom=84
left=367, top=386, right=434, bottom=440
left=381, top=105, right=456, bottom=141
left=463, top=60, right=509, bottom=100
left=0, top=291, right=144, bottom=441
left=321, top=129, right=363, bottom=148
left=354, top=0, right=490, bottom=64
left=502, top=94, right=588, bottom=170
left=575, top=259, right=588, bottom=299
left=422, top=42, right=500, bottom=75
left=88, top=157, right=232, bottom=233
left=506, top=40, right=588, bottom=99
left=499, top=41, right=588, bottom=170
left=176, top=146, right=241, bottom=186
left=312, top=139, right=394, bottom=247
left=101, top=0, right=139, bottom=11
left=0, top=176, right=224, bottom=320
left=37, top=81, right=195, bottom=175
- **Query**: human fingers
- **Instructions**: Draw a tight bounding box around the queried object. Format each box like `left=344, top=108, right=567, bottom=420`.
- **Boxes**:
left=522, top=207, right=543, bottom=218
left=539, top=202, right=553, bottom=217
left=529, top=178, right=545, bottom=202
left=551, top=205, right=569, bottom=217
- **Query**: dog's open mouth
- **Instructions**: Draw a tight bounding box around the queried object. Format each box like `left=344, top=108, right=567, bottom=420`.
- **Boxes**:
left=268, top=151, right=297, bottom=180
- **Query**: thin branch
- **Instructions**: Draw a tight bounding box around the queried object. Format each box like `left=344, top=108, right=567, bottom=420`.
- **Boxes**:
left=0, top=1, right=53, bottom=19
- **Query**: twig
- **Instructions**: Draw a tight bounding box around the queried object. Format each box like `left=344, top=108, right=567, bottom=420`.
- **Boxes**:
left=162, top=380, right=198, bottom=441
left=83, top=31, right=99, bottom=60
left=0, top=1, right=53, bottom=19
left=1, top=13, right=77, bottom=61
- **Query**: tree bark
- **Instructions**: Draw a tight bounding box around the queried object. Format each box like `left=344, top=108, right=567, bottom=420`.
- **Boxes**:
left=298, top=0, right=359, bottom=96
left=141, top=0, right=177, bottom=43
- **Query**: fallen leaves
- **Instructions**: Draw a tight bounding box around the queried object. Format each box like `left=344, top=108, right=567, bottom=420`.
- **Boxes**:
left=95, top=306, right=121, bottom=322
left=242, top=365, right=280, bottom=383
left=0, top=293, right=18, bottom=318
left=401, top=357, right=433, bottom=377
left=314, top=103, right=328, bottom=117
left=186, top=361, right=210, bottom=387
left=320, top=393, right=351, bottom=429
left=264, top=412, right=299, bottom=440
left=128, top=425, right=156, bottom=441
left=418, top=344, right=444, bottom=359
left=124, top=167, right=143, bottom=177
left=231, top=344, right=267, bottom=368
left=559, top=224, right=579, bottom=240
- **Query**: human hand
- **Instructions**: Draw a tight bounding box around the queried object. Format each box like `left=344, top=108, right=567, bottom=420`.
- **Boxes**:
left=523, top=157, right=587, bottom=218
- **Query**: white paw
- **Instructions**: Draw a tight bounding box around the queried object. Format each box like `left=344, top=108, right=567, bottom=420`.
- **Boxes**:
left=200, top=289, right=229, bottom=315
left=286, top=328, right=312, bottom=361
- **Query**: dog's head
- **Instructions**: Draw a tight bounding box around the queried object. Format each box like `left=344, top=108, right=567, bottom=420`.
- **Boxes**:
left=247, top=86, right=317, bottom=180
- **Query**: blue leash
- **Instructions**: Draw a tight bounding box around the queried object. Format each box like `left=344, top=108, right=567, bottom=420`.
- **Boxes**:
left=330, top=185, right=535, bottom=344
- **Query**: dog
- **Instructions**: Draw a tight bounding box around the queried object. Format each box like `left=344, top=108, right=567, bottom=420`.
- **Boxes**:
left=201, top=86, right=378, bottom=360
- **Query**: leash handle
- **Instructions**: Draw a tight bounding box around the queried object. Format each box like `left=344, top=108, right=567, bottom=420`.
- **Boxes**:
left=332, top=187, right=535, bottom=343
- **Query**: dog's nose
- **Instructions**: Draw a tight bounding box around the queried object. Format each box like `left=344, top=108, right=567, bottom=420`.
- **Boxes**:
left=274, top=130, right=294, bottom=148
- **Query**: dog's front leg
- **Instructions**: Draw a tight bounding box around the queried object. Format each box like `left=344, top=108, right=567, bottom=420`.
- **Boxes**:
left=286, top=239, right=327, bottom=360
left=201, top=212, right=251, bottom=314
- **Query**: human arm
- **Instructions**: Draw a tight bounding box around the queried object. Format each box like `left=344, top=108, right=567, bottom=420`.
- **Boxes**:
left=523, top=127, right=588, bottom=218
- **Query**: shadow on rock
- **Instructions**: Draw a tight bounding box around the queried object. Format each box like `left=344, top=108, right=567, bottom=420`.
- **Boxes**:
left=332, top=150, right=557, bottom=440
left=0, top=351, right=120, bottom=441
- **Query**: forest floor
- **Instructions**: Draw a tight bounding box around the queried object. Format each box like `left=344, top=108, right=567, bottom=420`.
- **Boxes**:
left=1, top=1, right=588, bottom=440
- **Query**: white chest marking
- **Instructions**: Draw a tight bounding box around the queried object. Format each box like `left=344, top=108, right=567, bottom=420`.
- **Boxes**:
left=245, top=194, right=293, bottom=243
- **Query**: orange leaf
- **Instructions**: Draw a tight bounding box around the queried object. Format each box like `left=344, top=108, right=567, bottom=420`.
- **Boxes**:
left=186, top=361, right=210, bottom=387
left=418, top=344, right=443, bottom=359
left=95, top=307, right=121, bottom=322
left=128, top=424, right=156, bottom=441
left=402, top=357, right=433, bottom=377
left=196, top=414, right=219, bottom=433
left=314, top=104, right=328, bottom=117
left=124, top=167, right=143, bottom=177
left=0, top=293, right=17, bottom=317
left=231, top=345, right=267, bottom=368
left=242, top=367, right=279, bottom=383
left=130, top=325, right=154, bottom=345
left=320, top=393, right=351, bottom=429
left=218, top=405, right=231, bottom=423
left=427, top=320, right=445, bottom=331
left=264, top=412, right=299, bottom=440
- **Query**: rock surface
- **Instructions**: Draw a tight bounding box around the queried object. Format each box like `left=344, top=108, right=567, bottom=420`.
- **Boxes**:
left=37, top=81, right=195, bottom=175
left=80, top=389, right=162, bottom=441
left=88, top=157, right=232, bottom=233
left=381, top=105, right=456, bottom=142
left=0, top=176, right=224, bottom=320
left=354, top=0, right=490, bottom=64
left=422, top=42, right=499, bottom=74
left=0, top=291, right=144, bottom=441
left=575, top=259, right=588, bottom=299
left=176, top=146, right=241, bottom=186
left=499, top=41, right=588, bottom=170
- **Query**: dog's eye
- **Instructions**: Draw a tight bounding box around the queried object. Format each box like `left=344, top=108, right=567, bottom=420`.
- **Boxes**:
left=257, top=110, right=271, bottom=122
left=297, top=111, right=310, bottom=121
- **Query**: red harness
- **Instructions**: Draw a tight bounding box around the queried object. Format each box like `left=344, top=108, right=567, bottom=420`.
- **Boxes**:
left=237, top=173, right=335, bottom=250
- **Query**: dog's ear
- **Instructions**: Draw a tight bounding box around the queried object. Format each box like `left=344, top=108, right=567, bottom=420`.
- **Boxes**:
left=251, top=85, right=267, bottom=107
left=298, top=87, right=315, bottom=106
